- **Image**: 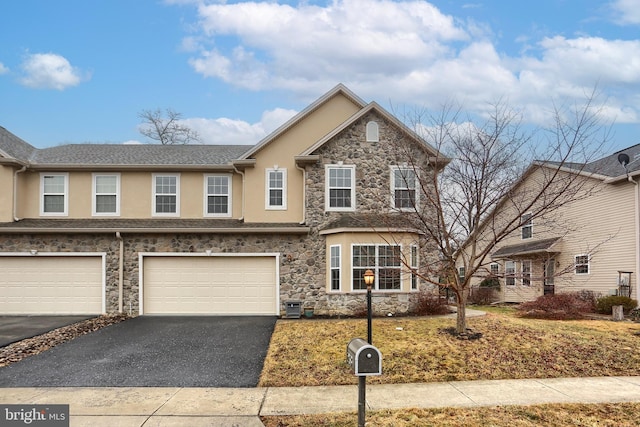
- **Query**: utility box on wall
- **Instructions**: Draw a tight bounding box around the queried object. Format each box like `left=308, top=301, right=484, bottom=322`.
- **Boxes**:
left=285, top=300, right=302, bottom=318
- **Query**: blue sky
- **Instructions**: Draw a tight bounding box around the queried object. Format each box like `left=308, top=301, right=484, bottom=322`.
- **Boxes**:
left=1, top=0, right=638, bottom=153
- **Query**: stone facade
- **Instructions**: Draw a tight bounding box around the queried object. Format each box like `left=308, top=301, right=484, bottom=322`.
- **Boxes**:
left=0, top=110, right=442, bottom=317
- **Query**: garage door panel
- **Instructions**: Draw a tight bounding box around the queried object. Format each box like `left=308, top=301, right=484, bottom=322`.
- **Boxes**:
left=143, top=256, right=277, bottom=315
left=0, top=256, right=103, bottom=315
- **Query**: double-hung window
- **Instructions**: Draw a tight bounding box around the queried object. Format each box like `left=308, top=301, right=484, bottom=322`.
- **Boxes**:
left=92, top=174, right=120, bottom=216
left=505, top=261, right=516, bottom=286
left=391, top=166, right=417, bottom=210
left=410, top=245, right=418, bottom=290
left=330, top=245, right=341, bottom=291
left=575, top=254, right=590, bottom=274
left=153, top=174, right=179, bottom=216
left=521, top=260, right=532, bottom=286
left=326, top=165, right=355, bottom=211
left=205, top=174, right=231, bottom=217
left=352, top=244, right=401, bottom=291
left=266, top=168, right=286, bottom=210
left=521, top=213, right=532, bottom=239
left=41, top=173, right=68, bottom=216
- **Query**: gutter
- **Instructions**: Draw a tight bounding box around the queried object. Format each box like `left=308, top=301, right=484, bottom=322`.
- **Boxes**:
left=0, top=227, right=311, bottom=234
left=115, top=232, right=124, bottom=313
left=13, top=165, right=27, bottom=221
left=628, top=176, right=640, bottom=303
left=232, top=165, right=246, bottom=221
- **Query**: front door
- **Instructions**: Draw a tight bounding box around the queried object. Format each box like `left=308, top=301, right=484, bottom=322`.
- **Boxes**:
left=544, top=259, right=555, bottom=295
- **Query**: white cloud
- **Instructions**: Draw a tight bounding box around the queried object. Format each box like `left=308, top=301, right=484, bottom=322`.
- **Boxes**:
left=0, top=62, right=8, bottom=74
left=176, top=0, right=640, bottom=134
left=19, top=53, right=87, bottom=90
left=188, top=0, right=468, bottom=95
left=610, top=0, right=640, bottom=25
left=181, top=107, right=298, bottom=145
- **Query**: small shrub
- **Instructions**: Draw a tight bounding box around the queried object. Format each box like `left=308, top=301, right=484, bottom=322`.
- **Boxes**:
left=518, top=293, right=594, bottom=320
left=575, top=290, right=598, bottom=312
left=411, top=291, right=451, bottom=316
left=479, top=278, right=500, bottom=288
left=595, top=296, right=638, bottom=314
left=469, top=287, right=498, bottom=305
left=629, top=308, right=640, bottom=322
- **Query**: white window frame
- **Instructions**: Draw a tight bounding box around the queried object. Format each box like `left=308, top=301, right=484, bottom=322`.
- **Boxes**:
left=505, top=261, right=516, bottom=286
left=575, top=254, right=590, bottom=275
left=92, top=173, right=120, bottom=216
left=521, top=213, right=533, bottom=239
left=325, top=164, right=356, bottom=212
left=490, top=263, right=499, bottom=277
left=265, top=168, right=287, bottom=210
left=391, top=166, right=418, bottom=211
left=411, top=245, right=419, bottom=291
left=366, top=121, right=379, bottom=142
left=204, top=174, right=232, bottom=217
left=152, top=173, right=180, bottom=217
left=351, top=244, right=402, bottom=292
left=40, top=172, right=68, bottom=216
left=330, top=245, right=341, bottom=292
left=521, top=260, right=532, bottom=286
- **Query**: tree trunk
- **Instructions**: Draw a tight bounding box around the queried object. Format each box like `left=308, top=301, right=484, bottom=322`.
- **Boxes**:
left=456, top=292, right=467, bottom=334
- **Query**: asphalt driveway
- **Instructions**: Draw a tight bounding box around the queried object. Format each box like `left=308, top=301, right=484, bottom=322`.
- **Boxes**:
left=0, top=315, right=93, bottom=347
left=0, top=316, right=277, bottom=387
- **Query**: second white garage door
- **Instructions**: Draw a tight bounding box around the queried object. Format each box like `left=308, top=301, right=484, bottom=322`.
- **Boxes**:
left=142, top=255, right=278, bottom=315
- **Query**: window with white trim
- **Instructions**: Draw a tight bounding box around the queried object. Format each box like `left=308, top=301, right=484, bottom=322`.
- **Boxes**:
left=366, top=121, right=379, bottom=142
left=575, top=254, right=590, bottom=274
left=266, top=168, right=286, bottom=209
left=411, top=245, right=418, bottom=290
left=391, top=166, right=417, bottom=210
left=490, top=263, right=499, bottom=277
left=326, top=165, right=355, bottom=211
left=41, top=173, right=68, bottom=216
left=521, top=213, right=533, bottom=239
left=505, top=261, right=516, bottom=286
left=352, top=244, right=401, bottom=291
left=521, top=260, right=532, bottom=286
left=205, top=174, right=231, bottom=217
left=153, top=174, right=179, bottom=216
left=92, top=173, right=120, bottom=216
left=330, top=245, right=341, bottom=291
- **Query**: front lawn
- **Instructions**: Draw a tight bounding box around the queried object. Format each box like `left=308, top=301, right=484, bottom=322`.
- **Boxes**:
left=259, top=312, right=640, bottom=387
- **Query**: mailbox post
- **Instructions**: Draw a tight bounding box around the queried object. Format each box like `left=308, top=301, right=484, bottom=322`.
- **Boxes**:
left=347, top=338, right=382, bottom=427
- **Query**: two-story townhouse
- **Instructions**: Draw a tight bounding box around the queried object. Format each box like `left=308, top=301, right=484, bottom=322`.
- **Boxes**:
left=463, top=145, right=640, bottom=303
left=0, top=84, right=444, bottom=316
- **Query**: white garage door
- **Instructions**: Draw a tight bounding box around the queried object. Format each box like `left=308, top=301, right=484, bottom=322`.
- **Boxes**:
left=142, top=255, right=278, bottom=315
left=0, top=256, right=104, bottom=315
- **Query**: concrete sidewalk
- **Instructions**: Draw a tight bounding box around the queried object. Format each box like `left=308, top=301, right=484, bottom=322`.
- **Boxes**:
left=2, top=376, right=640, bottom=426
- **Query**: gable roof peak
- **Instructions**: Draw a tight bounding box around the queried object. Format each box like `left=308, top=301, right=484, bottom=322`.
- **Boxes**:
left=239, top=83, right=367, bottom=160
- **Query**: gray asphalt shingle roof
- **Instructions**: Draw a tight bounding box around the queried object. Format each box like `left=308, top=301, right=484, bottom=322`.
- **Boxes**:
left=0, top=126, right=252, bottom=166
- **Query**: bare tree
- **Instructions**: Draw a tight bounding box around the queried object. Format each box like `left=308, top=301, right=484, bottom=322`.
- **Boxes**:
left=387, top=93, right=611, bottom=334
left=138, top=108, right=200, bottom=145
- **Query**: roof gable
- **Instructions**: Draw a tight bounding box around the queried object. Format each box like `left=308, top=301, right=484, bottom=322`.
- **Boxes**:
left=239, top=84, right=367, bottom=160
left=299, top=101, right=443, bottom=159
left=0, top=126, right=36, bottom=164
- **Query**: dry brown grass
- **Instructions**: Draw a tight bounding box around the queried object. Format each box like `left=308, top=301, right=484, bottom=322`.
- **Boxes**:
left=258, top=312, right=640, bottom=387
left=261, top=403, right=640, bottom=426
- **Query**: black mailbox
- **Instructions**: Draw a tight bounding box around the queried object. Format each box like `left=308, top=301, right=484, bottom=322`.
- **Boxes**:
left=346, top=338, right=382, bottom=376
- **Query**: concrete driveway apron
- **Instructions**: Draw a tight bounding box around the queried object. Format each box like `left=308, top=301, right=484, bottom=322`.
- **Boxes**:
left=0, top=316, right=277, bottom=387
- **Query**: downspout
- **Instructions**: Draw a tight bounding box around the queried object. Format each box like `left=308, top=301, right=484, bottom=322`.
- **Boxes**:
left=233, top=166, right=245, bottom=221
left=13, top=165, right=27, bottom=221
left=629, top=176, right=640, bottom=304
left=295, top=163, right=307, bottom=225
left=115, top=232, right=124, bottom=313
